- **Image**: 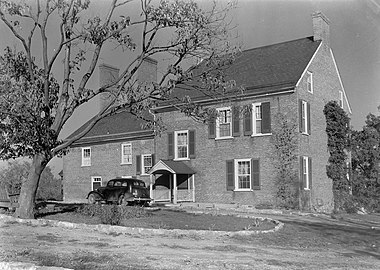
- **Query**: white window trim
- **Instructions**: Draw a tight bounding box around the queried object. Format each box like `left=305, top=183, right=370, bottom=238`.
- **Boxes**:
left=234, top=158, right=252, bottom=191
left=81, top=147, right=91, bottom=167
left=339, top=91, right=344, bottom=108
left=216, top=107, right=233, bottom=139
left=141, top=154, right=152, bottom=175
left=91, top=176, right=102, bottom=191
left=174, top=130, right=189, bottom=160
left=307, top=71, right=313, bottom=93
left=301, top=100, right=309, bottom=135
left=302, top=156, right=310, bottom=190
left=121, top=143, right=132, bottom=165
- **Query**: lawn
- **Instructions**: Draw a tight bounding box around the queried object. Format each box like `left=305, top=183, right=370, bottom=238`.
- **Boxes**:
left=36, top=203, right=277, bottom=232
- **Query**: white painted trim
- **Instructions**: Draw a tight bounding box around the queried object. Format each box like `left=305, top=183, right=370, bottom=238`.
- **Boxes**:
left=330, top=49, right=352, bottom=114
left=216, top=106, right=232, bottom=139
left=81, top=147, right=91, bottom=167
left=234, top=158, right=252, bottom=191
left=174, top=130, right=189, bottom=160
left=91, top=176, right=102, bottom=191
left=121, top=142, right=132, bottom=165
left=295, top=42, right=322, bottom=88
left=141, top=154, right=153, bottom=175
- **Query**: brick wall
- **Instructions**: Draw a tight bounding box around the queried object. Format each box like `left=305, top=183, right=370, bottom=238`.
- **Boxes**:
left=63, top=138, right=154, bottom=202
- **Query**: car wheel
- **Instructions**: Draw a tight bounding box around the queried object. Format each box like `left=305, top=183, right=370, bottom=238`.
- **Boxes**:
left=88, top=194, right=96, bottom=204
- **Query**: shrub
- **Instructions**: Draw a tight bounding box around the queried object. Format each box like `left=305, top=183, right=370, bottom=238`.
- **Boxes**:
left=77, top=204, right=152, bottom=226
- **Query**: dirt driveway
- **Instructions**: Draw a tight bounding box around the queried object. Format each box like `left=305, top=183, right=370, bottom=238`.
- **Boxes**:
left=0, top=211, right=379, bottom=270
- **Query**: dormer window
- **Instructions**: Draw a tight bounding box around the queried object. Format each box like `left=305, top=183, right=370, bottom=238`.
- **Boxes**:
left=307, top=71, right=313, bottom=93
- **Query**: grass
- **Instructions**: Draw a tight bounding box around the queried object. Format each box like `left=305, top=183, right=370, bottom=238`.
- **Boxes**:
left=37, top=203, right=276, bottom=232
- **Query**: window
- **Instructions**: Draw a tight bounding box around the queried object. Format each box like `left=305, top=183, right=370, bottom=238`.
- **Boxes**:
left=339, top=91, right=343, bottom=108
left=226, top=158, right=260, bottom=191
left=175, top=130, right=189, bottom=159
left=142, top=154, right=153, bottom=175
left=235, top=159, right=251, bottom=190
left=299, top=100, right=310, bottom=134
left=250, top=102, right=271, bottom=135
left=300, top=156, right=312, bottom=190
left=82, top=147, right=91, bottom=166
left=307, top=71, right=313, bottom=93
left=91, top=176, right=101, bottom=191
left=121, top=143, right=132, bottom=164
left=216, top=107, right=232, bottom=138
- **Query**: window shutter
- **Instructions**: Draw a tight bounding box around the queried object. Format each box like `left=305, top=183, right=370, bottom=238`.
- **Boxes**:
left=251, top=159, right=260, bottom=190
left=189, top=130, right=196, bottom=159
left=232, top=106, right=240, bottom=137
left=299, top=156, right=304, bottom=189
left=307, top=102, right=311, bottom=135
left=261, top=102, right=271, bottom=134
left=299, top=100, right=304, bottom=133
left=151, top=154, right=155, bottom=166
left=136, top=155, right=141, bottom=175
left=208, top=116, right=216, bottom=139
left=308, top=157, right=312, bottom=189
left=226, top=160, right=234, bottom=191
left=168, top=132, right=174, bottom=160
left=243, top=105, right=252, bottom=136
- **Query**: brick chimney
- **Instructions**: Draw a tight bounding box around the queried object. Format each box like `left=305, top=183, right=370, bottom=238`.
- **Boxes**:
left=98, top=63, right=120, bottom=111
left=312, top=11, right=330, bottom=49
left=137, top=57, right=158, bottom=84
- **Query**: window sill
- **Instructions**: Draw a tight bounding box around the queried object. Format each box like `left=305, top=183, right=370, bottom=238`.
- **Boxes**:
left=215, top=136, right=234, bottom=141
left=174, top=158, right=190, bottom=161
left=251, top=133, right=272, bottom=137
left=301, top=132, right=310, bottom=136
left=81, top=165, right=91, bottom=167
left=120, top=163, right=132, bottom=165
left=234, top=189, right=253, bottom=192
left=303, top=188, right=310, bottom=191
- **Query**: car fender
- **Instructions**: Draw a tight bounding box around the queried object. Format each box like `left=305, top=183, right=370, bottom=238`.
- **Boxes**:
left=87, top=191, right=104, bottom=200
left=121, top=193, right=134, bottom=202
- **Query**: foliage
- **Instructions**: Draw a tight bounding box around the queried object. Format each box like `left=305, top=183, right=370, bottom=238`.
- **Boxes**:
left=272, top=113, right=299, bottom=209
left=0, top=0, right=237, bottom=218
left=0, top=160, right=62, bottom=200
left=323, top=101, right=350, bottom=195
left=77, top=204, right=151, bottom=225
left=351, top=113, right=380, bottom=212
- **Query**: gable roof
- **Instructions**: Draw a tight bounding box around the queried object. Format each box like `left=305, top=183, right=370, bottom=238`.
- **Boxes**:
left=67, top=36, right=321, bottom=146
left=156, top=36, right=321, bottom=108
left=67, top=110, right=154, bottom=146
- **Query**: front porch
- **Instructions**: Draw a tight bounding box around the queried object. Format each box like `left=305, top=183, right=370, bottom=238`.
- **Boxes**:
left=148, top=160, right=196, bottom=204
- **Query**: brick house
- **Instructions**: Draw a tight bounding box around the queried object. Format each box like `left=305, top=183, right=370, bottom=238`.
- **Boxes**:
left=63, top=12, right=351, bottom=211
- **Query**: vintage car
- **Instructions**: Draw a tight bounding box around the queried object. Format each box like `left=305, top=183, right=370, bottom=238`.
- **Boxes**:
left=87, top=178, right=151, bottom=206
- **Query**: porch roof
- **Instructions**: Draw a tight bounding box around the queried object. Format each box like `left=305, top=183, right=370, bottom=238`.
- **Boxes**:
left=148, top=160, right=196, bottom=175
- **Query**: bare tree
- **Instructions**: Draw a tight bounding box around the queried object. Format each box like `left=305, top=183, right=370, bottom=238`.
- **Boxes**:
left=0, top=0, right=238, bottom=218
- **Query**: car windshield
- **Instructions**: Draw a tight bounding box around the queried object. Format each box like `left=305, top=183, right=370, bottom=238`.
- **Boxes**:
left=133, top=181, right=145, bottom=187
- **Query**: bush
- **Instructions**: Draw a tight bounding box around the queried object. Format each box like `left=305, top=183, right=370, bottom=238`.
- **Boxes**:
left=77, top=204, right=152, bottom=226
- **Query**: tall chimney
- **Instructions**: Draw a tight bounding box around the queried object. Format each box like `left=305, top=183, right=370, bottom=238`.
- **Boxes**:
left=312, top=11, right=330, bottom=49
left=137, top=57, right=158, bottom=84
left=98, top=63, right=120, bottom=111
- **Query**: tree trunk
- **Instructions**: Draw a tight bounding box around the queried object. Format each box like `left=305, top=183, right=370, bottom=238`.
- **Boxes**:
left=15, top=153, right=47, bottom=219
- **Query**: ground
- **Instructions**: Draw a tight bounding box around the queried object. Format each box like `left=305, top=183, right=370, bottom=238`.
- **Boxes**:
left=0, top=206, right=379, bottom=270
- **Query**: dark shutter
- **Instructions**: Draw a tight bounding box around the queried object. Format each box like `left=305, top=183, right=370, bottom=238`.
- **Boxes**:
left=307, top=102, right=311, bottom=135
left=299, top=99, right=304, bottom=133
left=243, top=105, right=252, bottom=136
left=226, top=160, right=234, bottom=191
left=168, top=132, right=174, bottom=160
left=189, top=130, right=196, bottom=159
left=232, top=106, right=240, bottom=137
left=299, top=156, right=304, bottom=189
left=208, top=116, right=216, bottom=139
left=251, top=159, right=260, bottom=190
left=308, top=157, right=312, bottom=189
left=261, top=102, right=271, bottom=134
left=136, top=155, right=141, bottom=175
left=151, top=154, right=155, bottom=167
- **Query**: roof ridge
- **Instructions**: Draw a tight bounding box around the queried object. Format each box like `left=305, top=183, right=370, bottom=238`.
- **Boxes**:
left=241, top=36, right=315, bottom=53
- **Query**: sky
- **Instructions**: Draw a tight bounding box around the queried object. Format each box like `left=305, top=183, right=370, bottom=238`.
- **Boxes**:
left=0, top=0, right=379, bottom=175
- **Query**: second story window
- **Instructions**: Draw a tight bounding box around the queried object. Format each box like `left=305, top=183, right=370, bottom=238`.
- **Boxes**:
left=307, top=71, right=313, bottom=93
left=248, top=102, right=271, bottom=136
left=216, top=107, right=232, bottom=138
left=121, top=143, right=132, bottom=164
left=299, top=100, right=311, bottom=135
left=82, top=147, right=91, bottom=166
left=175, top=130, right=188, bottom=159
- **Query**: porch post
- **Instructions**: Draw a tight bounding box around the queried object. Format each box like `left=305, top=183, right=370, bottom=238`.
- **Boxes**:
left=149, top=174, right=154, bottom=202
left=173, top=173, right=177, bottom=204
left=192, top=174, right=195, bottom=202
